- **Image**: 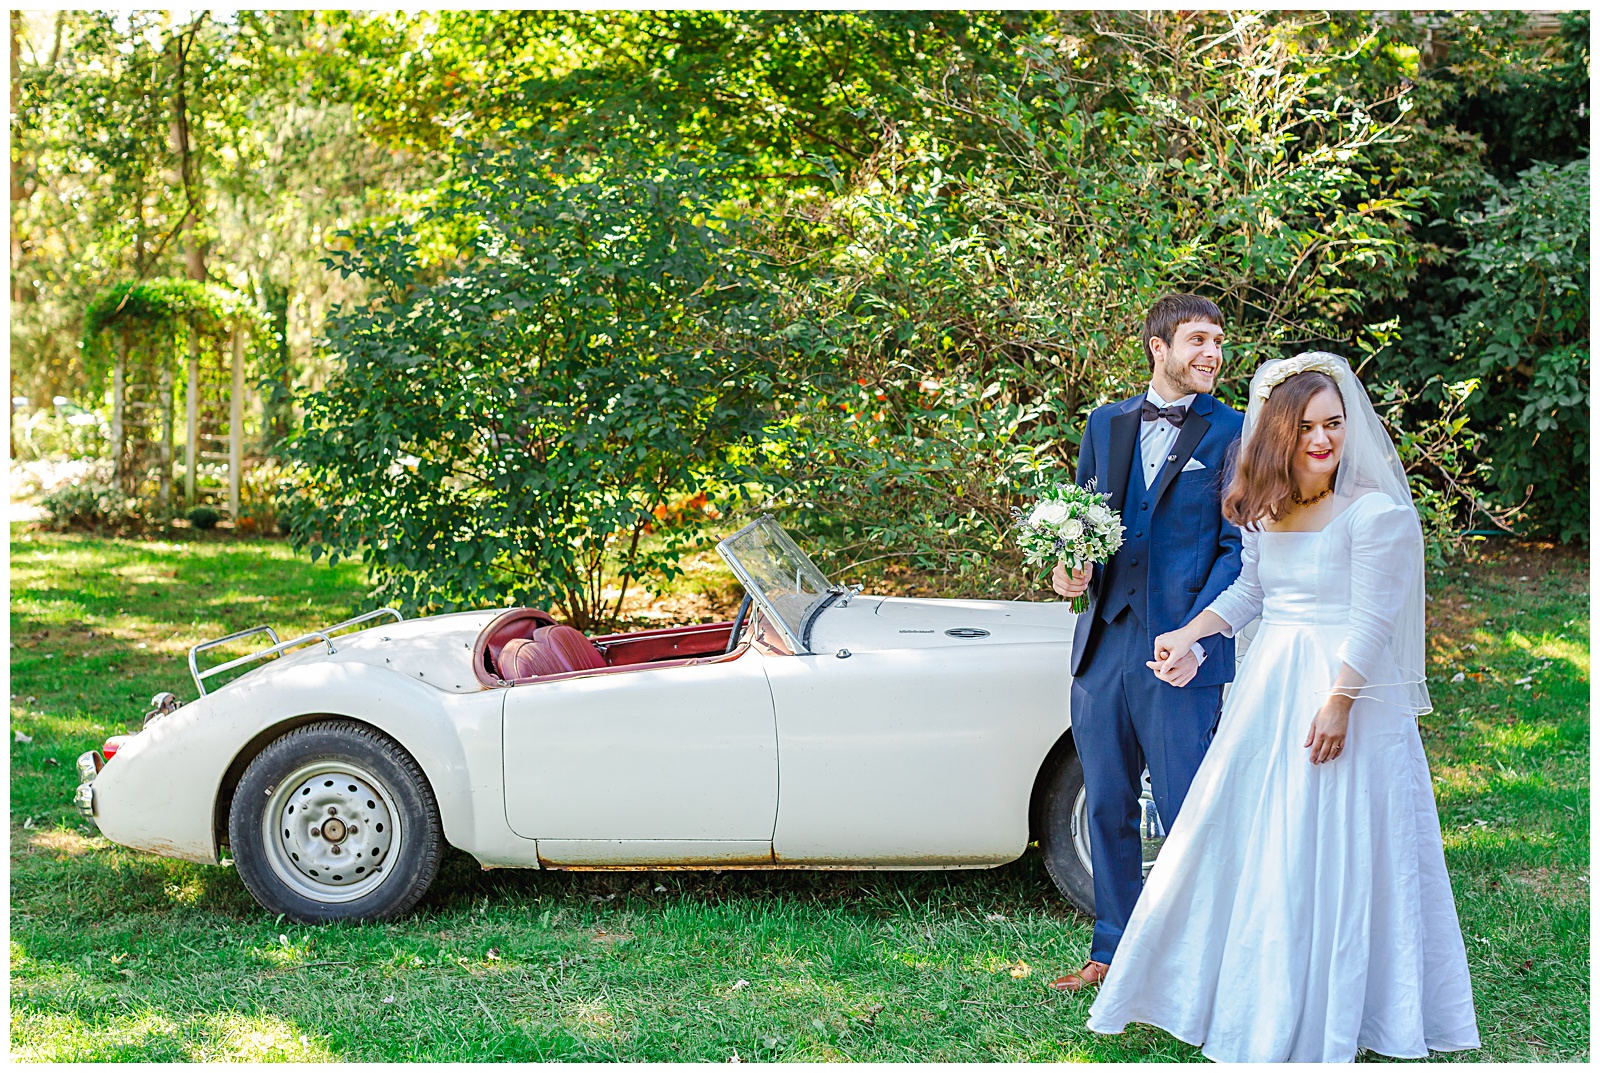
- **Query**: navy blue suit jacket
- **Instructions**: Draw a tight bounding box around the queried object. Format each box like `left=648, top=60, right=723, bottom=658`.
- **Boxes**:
left=1070, top=392, right=1245, bottom=687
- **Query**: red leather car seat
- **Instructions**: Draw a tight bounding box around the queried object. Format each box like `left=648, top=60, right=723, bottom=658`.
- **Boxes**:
left=497, top=625, right=607, bottom=679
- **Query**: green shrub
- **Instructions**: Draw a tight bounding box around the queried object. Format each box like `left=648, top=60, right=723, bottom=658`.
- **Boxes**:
left=40, top=478, right=138, bottom=530
left=1442, top=158, right=1588, bottom=541
left=285, top=142, right=791, bottom=630
left=186, top=505, right=221, bottom=530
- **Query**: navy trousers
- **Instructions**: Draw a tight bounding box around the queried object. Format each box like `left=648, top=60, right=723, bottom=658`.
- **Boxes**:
left=1072, top=607, right=1222, bottom=965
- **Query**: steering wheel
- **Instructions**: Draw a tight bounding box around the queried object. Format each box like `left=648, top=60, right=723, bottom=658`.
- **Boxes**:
left=725, top=594, right=753, bottom=654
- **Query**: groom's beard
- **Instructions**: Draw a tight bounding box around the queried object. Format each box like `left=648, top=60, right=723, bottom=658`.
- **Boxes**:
left=1166, top=366, right=1216, bottom=397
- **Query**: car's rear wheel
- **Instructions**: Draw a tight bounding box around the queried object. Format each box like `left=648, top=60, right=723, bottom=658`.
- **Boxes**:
left=1037, top=744, right=1096, bottom=913
left=1039, top=743, right=1167, bottom=915
left=228, top=720, right=441, bottom=923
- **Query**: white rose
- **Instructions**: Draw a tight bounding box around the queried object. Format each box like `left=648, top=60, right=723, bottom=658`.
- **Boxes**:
left=1086, top=503, right=1114, bottom=530
left=1058, top=517, right=1085, bottom=543
left=1031, top=499, right=1070, bottom=527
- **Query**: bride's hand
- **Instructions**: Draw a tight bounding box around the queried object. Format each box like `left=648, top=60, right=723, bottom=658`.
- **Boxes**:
left=1304, top=695, right=1353, bottom=764
left=1147, top=629, right=1199, bottom=687
left=1151, top=629, right=1190, bottom=664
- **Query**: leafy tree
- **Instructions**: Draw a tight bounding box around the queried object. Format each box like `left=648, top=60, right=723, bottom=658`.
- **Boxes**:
left=10, top=11, right=430, bottom=425
left=285, top=142, right=792, bottom=628
left=1398, top=158, right=1589, bottom=542
left=1370, top=11, right=1590, bottom=542
left=1440, top=12, right=1589, bottom=180
left=773, top=11, right=1445, bottom=589
left=328, top=11, right=1030, bottom=184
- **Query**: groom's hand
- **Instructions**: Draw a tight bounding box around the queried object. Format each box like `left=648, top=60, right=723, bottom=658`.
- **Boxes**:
left=1052, top=563, right=1091, bottom=599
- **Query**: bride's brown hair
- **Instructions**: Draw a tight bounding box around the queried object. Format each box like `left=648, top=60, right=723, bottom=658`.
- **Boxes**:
left=1222, top=370, right=1342, bottom=529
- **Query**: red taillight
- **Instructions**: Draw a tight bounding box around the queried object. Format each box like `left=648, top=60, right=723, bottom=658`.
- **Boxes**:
left=102, top=735, right=129, bottom=760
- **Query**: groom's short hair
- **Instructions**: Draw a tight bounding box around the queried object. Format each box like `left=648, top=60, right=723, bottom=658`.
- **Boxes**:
left=1143, top=294, right=1224, bottom=369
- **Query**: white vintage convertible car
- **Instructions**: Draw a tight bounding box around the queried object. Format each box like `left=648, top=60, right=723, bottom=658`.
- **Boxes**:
left=76, top=516, right=1158, bottom=923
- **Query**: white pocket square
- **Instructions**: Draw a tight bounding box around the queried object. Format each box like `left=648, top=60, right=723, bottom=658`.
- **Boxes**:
left=1181, top=457, right=1207, bottom=472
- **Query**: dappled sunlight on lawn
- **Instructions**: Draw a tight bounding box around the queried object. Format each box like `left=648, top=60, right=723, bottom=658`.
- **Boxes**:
left=1524, top=636, right=1589, bottom=671
left=106, top=563, right=183, bottom=586
left=11, top=1007, right=191, bottom=1063
left=190, top=1010, right=342, bottom=1062
left=1479, top=721, right=1561, bottom=753
left=161, top=871, right=216, bottom=908
left=250, top=934, right=321, bottom=969
left=22, top=826, right=110, bottom=858
left=1440, top=827, right=1559, bottom=854
left=559, top=996, right=621, bottom=1042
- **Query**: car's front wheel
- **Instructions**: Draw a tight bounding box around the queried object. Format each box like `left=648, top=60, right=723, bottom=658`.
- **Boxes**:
left=228, top=720, right=442, bottom=923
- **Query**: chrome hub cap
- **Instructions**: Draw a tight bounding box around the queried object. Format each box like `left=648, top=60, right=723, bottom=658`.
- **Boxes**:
left=263, top=761, right=401, bottom=903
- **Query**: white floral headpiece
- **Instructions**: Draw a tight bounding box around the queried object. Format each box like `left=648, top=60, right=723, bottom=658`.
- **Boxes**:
left=1252, top=352, right=1347, bottom=402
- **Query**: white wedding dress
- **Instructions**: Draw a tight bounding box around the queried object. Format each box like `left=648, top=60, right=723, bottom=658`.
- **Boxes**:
left=1086, top=491, right=1481, bottom=1062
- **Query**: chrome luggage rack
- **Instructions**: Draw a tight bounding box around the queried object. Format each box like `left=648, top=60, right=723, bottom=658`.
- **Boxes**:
left=188, top=608, right=403, bottom=696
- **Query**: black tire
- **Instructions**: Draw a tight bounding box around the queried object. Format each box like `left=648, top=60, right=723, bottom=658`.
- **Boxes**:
left=1036, top=743, right=1096, bottom=914
left=228, top=719, right=442, bottom=923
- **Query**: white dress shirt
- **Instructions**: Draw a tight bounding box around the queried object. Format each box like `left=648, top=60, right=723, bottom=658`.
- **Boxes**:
left=1141, top=386, right=1208, bottom=668
left=1140, top=387, right=1196, bottom=488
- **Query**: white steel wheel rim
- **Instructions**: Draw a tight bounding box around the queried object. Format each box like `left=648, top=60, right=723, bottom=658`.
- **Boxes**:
left=263, top=760, right=402, bottom=904
left=1070, top=785, right=1095, bottom=877
left=1069, top=784, right=1159, bottom=881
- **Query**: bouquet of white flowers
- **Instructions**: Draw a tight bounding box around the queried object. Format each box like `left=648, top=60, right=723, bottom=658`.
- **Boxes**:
left=1012, top=479, right=1125, bottom=613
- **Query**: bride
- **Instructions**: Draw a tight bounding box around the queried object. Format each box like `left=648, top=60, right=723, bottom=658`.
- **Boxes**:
left=1084, top=353, right=1481, bottom=1062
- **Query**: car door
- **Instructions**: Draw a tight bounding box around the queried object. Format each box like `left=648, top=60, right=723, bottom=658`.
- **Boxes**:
left=760, top=643, right=1070, bottom=865
left=502, top=651, right=778, bottom=865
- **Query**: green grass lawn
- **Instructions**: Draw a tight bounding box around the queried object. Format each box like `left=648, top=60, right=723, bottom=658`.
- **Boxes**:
left=9, top=527, right=1589, bottom=1061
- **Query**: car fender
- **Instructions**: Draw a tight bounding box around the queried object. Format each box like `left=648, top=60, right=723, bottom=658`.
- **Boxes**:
left=93, top=661, right=508, bottom=864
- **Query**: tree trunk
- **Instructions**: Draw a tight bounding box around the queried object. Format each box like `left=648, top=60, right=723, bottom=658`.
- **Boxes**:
left=10, top=12, right=26, bottom=305
left=168, top=16, right=207, bottom=284
left=169, top=16, right=208, bottom=508
left=262, top=277, right=292, bottom=448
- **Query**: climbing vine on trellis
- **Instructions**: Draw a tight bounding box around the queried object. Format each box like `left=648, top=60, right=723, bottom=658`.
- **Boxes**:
left=83, top=278, right=266, bottom=512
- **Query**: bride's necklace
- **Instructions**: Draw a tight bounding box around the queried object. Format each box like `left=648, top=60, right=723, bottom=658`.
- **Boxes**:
left=1291, top=484, right=1333, bottom=507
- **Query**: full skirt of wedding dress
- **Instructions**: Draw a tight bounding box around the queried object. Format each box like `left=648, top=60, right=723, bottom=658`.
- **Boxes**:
left=1085, top=621, right=1481, bottom=1062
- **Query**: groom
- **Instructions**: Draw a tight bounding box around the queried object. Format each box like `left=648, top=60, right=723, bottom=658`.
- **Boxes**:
left=1048, top=294, right=1245, bottom=991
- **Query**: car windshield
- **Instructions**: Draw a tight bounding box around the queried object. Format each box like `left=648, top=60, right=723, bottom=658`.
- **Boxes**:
left=716, top=516, right=833, bottom=653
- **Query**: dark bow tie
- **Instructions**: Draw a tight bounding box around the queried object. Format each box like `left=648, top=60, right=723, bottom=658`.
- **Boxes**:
left=1141, top=399, right=1189, bottom=427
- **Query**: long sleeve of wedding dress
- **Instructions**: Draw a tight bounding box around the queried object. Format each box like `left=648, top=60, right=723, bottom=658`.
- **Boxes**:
left=1337, top=494, right=1421, bottom=682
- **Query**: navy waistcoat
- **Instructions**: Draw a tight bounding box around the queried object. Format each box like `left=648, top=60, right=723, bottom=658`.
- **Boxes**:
left=1098, top=444, right=1151, bottom=625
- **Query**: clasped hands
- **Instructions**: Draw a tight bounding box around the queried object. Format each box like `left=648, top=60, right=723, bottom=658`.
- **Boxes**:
left=1148, top=629, right=1201, bottom=688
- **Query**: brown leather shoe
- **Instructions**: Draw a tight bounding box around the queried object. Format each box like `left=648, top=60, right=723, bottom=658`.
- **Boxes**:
left=1048, top=960, right=1110, bottom=992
